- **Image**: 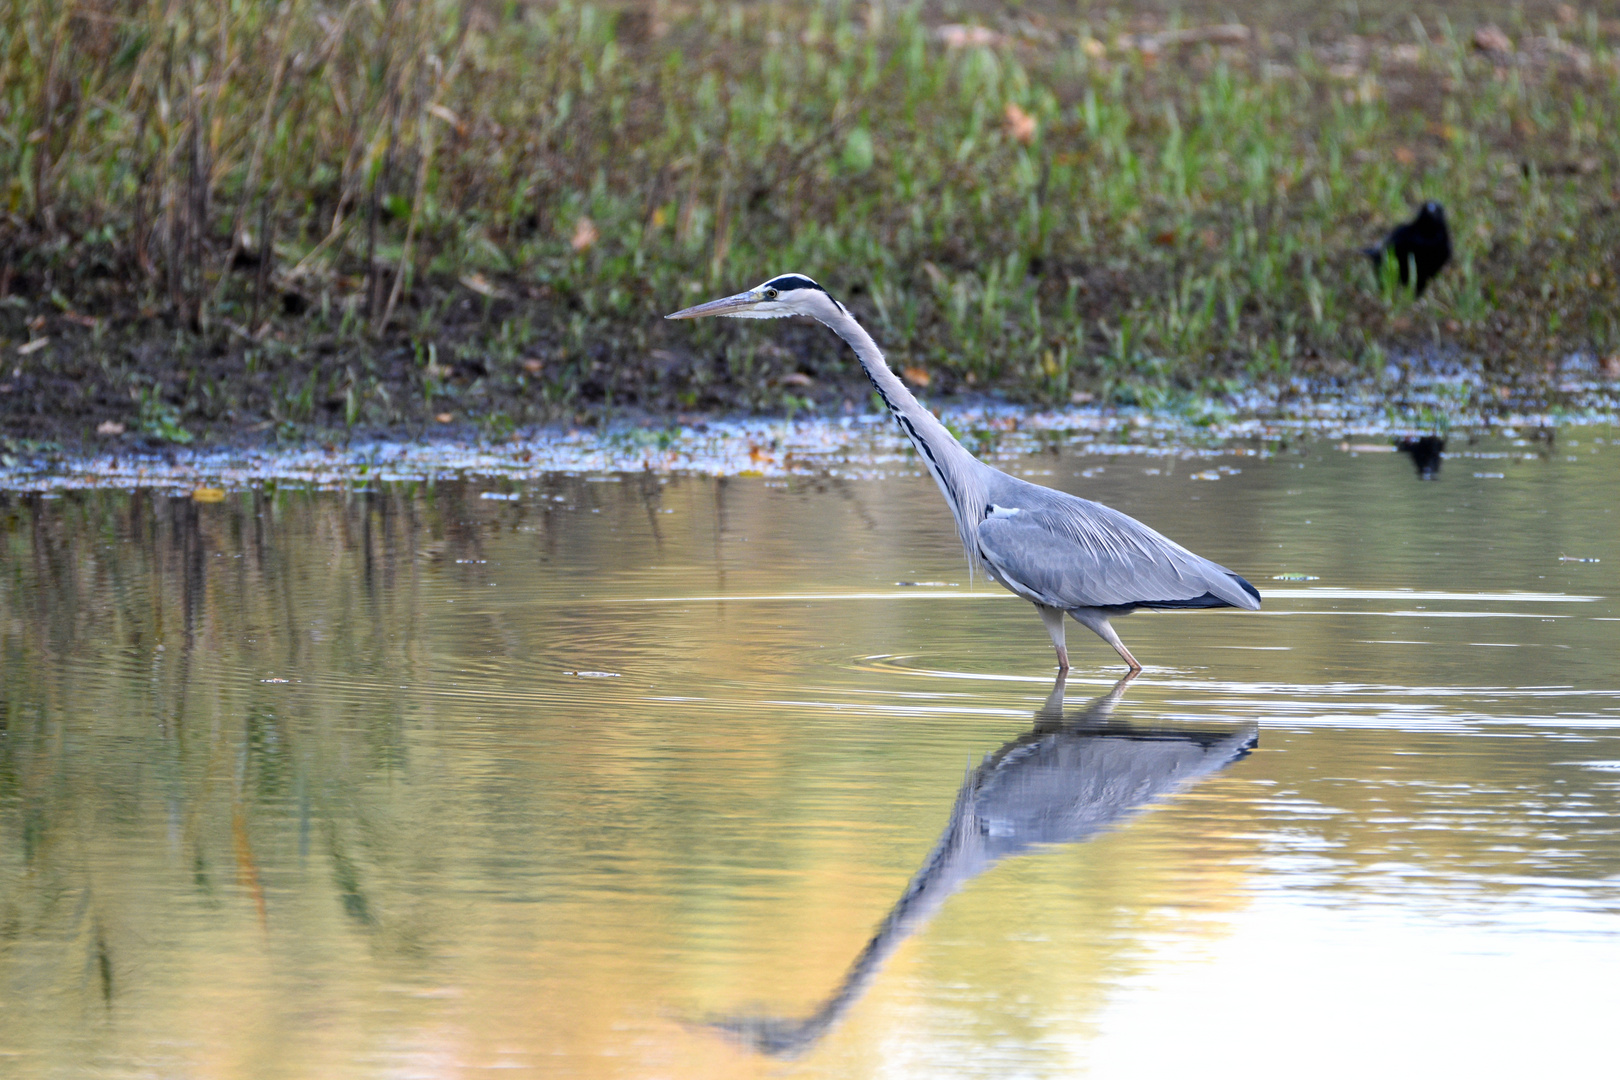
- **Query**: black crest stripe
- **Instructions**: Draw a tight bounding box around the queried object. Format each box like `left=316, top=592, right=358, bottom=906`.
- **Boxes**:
left=763, top=275, right=826, bottom=294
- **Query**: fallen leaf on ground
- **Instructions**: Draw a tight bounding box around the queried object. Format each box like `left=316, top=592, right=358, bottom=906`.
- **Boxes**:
left=522, top=358, right=545, bottom=374
left=17, top=337, right=50, bottom=355
left=1474, top=25, right=1513, bottom=53
left=427, top=102, right=463, bottom=132
left=459, top=272, right=497, bottom=297
left=1158, top=24, right=1249, bottom=46
left=937, top=24, right=1003, bottom=48
left=1124, top=24, right=1249, bottom=52
left=902, top=366, right=931, bottom=387
left=435, top=412, right=454, bottom=423
left=192, top=487, right=226, bottom=503
left=1004, top=102, right=1037, bottom=145
left=96, top=420, right=125, bottom=436
left=571, top=216, right=599, bottom=252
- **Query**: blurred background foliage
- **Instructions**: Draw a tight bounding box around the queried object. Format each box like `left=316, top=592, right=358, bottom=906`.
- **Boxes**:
left=0, top=0, right=1617, bottom=440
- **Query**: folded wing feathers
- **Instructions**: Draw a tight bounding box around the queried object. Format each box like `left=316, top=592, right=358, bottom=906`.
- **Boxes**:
left=976, top=495, right=1257, bottom=611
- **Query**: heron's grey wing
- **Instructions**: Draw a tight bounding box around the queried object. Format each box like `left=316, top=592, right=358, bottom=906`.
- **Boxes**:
left=975, top=502, right=1260, bottom=611
left=974, top=727, right=1258, bottom=850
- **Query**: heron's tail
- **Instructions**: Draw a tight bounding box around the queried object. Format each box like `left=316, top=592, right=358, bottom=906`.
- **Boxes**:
left=1228, top=571, right=1262, bottom=609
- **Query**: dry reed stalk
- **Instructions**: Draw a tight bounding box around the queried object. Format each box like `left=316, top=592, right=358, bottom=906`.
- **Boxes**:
left=187, top=54, right=209, bottom=328
left=290, top=0, right=396, bottom=290
left=118, top=0, right=165, bottom=108
left=639, top=159, right=683, bottom=243
left=374, top=106, right=429, bottom=334
left=366, top=85, right=401, bottom=324
left=377, top=9, right=474, bottom=336
left=364, top=0, right=408, bottom=324
left=250, top=194, right=276, bottom=331
left=161, top=29, right=181, bottom=312
left=215, top=0, right=297, bottom=305
left=319, top=1, right=366, bottom=237
left=42, top=2, right=113, bottom=212
left=133, top=109, right=153, bottom=277
left=676, top=161, right=702, bottom=244
left=31, top=2, right=72, bottom=229
left=709, top=170, right=732, bottom=283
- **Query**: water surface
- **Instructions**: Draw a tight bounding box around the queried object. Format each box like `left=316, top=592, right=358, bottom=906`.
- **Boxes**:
left=2, top=431, right=1617, bottom=1077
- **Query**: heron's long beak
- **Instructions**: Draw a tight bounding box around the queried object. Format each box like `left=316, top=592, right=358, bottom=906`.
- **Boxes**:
left=665, top=290, right=763, bottom=320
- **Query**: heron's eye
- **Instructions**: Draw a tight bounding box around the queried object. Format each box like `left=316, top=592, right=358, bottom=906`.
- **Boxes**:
left=763, top=287, right=778, bottom=300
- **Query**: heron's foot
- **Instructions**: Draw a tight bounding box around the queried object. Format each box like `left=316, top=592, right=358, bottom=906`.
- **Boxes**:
left=1113, top=642, right=1142, bottom=672
left=1055, top=644, right=1070, bottom=672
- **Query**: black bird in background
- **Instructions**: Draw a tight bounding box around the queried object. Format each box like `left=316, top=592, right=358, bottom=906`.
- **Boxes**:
left=1366, top=202, right=1452, bottom=297
left=1396, top=435, right=1445, bottom=479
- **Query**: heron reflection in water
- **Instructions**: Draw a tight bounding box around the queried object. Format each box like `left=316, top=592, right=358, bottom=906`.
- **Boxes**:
left=707, top=674, right=1257, bottom=1058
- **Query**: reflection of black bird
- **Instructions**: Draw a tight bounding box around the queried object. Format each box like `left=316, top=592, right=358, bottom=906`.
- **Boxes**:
left=1365, top=202, right=1451, bottom=297
left=1396, top=435, right=1445, bottom=479
left=708, top=674, right=1256, bottom=1058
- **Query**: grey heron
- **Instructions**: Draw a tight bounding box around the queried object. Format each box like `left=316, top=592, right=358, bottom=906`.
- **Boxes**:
left=667, top=274, right=1261, bottom=671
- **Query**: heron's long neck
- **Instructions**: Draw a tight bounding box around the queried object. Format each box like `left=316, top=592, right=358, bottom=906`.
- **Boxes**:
left=820, top=306, right=987, bottom=559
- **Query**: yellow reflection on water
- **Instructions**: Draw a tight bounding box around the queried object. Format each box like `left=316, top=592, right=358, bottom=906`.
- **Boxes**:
left=1, top=435, right=1617, bottom=1077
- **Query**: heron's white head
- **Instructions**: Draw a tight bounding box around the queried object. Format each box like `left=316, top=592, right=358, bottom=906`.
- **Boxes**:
left=665, top=274, right=844, bottom=322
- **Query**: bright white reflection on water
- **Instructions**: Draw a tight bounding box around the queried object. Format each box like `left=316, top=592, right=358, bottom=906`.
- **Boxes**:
left=0, top=431, right=1616, bottom=1078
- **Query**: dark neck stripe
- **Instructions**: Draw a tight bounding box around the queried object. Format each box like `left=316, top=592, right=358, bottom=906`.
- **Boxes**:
left=868, top=371, right=958, bottom=507
left=858, top=357, right=968, bottom=541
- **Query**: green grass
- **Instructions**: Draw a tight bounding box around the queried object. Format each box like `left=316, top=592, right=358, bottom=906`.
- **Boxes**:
left=1, top=1, right=1618, bottom=441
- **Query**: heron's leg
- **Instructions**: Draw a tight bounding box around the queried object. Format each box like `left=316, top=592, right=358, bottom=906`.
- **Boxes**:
left=1070, top=609, right=1143, bottom=672
left=1037, top=605, right=1070, bottom=671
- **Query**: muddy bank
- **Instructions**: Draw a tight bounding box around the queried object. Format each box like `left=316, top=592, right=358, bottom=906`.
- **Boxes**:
left=3, top=285, right=1617, bottom=460
left=4, top=368, right=1617, bottom=494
